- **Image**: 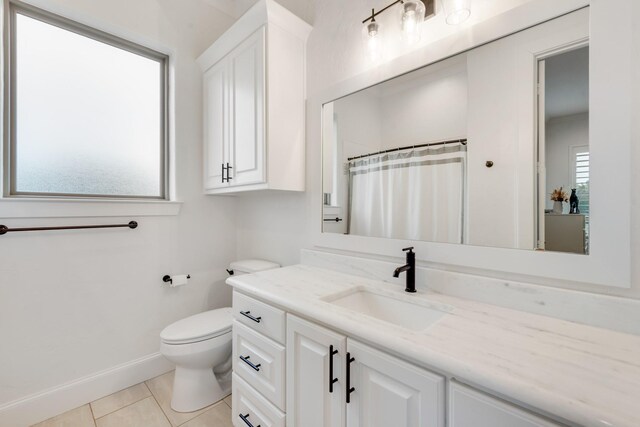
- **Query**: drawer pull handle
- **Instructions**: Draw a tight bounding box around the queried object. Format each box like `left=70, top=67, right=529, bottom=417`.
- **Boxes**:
left=329, top=345, right=339, bottom=393
left=346, top=352, right=355, bottom=403
left=239, top=355, right=261, bottom=371
left=240, top=310, right=262, bottom=323
left=239, top=413, right=260, bottom=427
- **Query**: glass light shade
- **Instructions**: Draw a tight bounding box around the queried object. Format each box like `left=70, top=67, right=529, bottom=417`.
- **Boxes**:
left=362, top=20, right=382, bottom=61
left=442, top=0, right=471, bottom=25
left=400, top=0, right=425, bottom=43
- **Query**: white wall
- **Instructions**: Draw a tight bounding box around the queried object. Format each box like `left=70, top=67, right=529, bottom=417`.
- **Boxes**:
left=334, top=90, right=383, bottom=159
left=379, top=58, right=468, bottom=148
left=0, top=0, right=238, bottom=418
left=236, top=0, right=640, bottom=299
left=545, top=113, right=589, bottom=211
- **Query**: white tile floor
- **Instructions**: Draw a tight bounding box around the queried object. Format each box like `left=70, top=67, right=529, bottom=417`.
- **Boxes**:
left=32, top=371, right=233, bottom=427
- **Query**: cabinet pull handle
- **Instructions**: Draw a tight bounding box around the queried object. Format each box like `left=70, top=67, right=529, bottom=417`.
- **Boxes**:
left=222, top=163, right=227, bottom=183
left=329, top=345, right=339, bottom=393
left=226, top=162, right=233, bottom=181
left=239, top=355, right=261, bottom=371
left=239, top=413, right=260, bottom=427
left=346, top=352, right=355, bottom=403
left=240, top=310, right=262, bottom=323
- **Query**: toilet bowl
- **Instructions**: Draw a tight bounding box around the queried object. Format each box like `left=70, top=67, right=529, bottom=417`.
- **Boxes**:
left=159, top=259, right=280, bottom=412
left=160, top=307, right=232, bottom=412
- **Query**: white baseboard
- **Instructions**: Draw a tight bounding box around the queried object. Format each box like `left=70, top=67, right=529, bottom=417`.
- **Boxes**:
left=0, top=352, right=174, bottom=427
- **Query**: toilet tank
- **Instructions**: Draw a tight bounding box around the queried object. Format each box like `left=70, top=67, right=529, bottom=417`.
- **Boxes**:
left=229, top=259, right=280, bottom=276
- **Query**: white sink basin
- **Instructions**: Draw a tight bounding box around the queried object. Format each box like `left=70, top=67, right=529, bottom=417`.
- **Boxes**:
left=325, top=289, right=451, bottom=331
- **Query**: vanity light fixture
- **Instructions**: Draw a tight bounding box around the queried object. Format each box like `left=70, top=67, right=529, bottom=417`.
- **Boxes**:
left=362, top=0, right=435, bottom=54
left=400, top=0, right=426, bottom=43
left=442, top=0, right=471, bottom=25
left=361, top=0, right=472, bottom=57
left=362, top=10, right=382, bottom=60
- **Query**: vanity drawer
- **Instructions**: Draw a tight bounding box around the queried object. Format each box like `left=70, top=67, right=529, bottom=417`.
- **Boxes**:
left=233, top=291, right=285, bottom=344
left=232, top=373, right=285, bottom=427
left=233, top=320, right=286, bottom=410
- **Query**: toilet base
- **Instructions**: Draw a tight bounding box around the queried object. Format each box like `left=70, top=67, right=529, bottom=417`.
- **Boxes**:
left=170, top=366, right=231, bottom=413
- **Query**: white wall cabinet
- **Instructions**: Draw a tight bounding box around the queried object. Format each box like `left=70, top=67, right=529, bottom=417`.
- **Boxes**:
left=202, top=58, right=228, bottom=190
left=198, top=0, right=311, bottom=195
left=449, top=382, right=562, bottom=427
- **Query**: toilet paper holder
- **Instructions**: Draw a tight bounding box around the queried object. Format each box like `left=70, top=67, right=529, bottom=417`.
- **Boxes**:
left=162, top=274, right=191, bottom=284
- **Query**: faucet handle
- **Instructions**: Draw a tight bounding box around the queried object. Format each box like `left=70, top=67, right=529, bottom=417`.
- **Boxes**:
left=402, top=247, right=414, bottom=253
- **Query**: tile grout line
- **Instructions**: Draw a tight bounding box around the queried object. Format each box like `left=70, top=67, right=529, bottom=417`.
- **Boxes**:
left=146, top=382, right=173, bottom=427
left=89, top=382, right=153, bottom=422
left=92, top=395, right=158, bottom=424
left=175, top=400, right=229, bottom=427
left=87, top=403, right=98, bottom=427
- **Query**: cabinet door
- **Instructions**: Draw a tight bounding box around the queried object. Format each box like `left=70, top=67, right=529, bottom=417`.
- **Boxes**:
left=203, top=57, right=229, bottom=190
left=346, top=339, right=445, bottom=427
left=287, top=315, right=346, bottom=427
left=228, top=26, right=266, bottom=187
left=449, top=382, right=562, bottom=427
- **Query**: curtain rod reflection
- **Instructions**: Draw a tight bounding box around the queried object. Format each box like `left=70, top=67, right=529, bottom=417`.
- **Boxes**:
left=347, top=138, right=467, bottom=162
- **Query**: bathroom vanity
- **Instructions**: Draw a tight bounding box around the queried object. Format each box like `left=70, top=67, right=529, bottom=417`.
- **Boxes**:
left=228, top=265, right=640, bottom=427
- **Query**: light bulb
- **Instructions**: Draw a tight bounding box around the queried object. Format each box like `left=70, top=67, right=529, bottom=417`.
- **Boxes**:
left=362, top=19, right=382, bottom=61
left=442, top=0, right=471, bottom=25
left=401, top=0, right=425, bottom=43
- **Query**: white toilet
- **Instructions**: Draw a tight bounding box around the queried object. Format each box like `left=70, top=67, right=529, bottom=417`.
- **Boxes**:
left=159, top=259, right=279, bottom=412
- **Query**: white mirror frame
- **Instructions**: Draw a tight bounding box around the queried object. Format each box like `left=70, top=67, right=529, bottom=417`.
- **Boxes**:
left=309, top=0, right=632, bottom=289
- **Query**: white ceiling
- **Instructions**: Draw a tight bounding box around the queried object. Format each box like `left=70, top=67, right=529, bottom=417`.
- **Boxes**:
left=545, top=46, right=589, bottom=121
left=201, top=0, right=255, bottom=18
left=202, top=0, right=314, bottom=23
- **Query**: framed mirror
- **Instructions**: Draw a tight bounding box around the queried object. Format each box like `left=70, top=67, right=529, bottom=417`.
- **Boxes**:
left=311, top=1, right=632, bottom=288
left=322, top=9, right=589, bottom=255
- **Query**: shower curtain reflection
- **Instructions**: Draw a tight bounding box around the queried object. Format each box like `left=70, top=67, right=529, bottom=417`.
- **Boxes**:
left=348, top=142, right=466, bottom=243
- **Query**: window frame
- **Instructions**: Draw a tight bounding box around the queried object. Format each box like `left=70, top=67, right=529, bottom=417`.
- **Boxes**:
left=570, top=144, right=589, bottom=214
left=3, top=0, right=170, bottom=200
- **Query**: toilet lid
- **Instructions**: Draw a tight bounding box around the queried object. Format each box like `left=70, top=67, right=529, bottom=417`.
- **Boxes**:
left=161, top=307, right=232, bottom=344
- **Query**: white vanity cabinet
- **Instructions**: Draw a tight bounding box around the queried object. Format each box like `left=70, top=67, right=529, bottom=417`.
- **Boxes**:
left=346, top=339, right=445, bottom=427
left=286, top=315, right=346, bottom=427
left=231, top=292, right=286, bottom=427
left=449, top=382, right=562, bottom=427
left=286, top=314, right=445, bottom=427
left=197, top=0, right=311, bottom=195
left=232, top=290, right=566, bottom=427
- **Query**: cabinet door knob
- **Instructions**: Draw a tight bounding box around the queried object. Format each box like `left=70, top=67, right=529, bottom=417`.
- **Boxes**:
left=222, top=163, right=227, bottom=183
left=226, top=162, right=233, bottom=180
left=329, top=345, right=339, bottom=393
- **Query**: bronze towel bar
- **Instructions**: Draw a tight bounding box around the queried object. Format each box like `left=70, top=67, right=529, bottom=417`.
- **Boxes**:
left=0, top=221, right=138, bottom=236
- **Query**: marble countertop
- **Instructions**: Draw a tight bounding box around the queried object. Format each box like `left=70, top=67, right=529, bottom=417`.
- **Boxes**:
left=227, top=264, right=640, bottom=427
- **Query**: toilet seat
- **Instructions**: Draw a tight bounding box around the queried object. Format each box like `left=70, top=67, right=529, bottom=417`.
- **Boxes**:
left=161, top=307, right=232, bottom=345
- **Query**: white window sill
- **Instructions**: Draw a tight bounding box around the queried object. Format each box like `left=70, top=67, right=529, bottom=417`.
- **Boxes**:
left=0, top=197, right=182, bottom=219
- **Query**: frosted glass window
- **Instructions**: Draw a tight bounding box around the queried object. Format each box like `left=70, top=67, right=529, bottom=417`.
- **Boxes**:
left=10, top=6, right=167, bottom=198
